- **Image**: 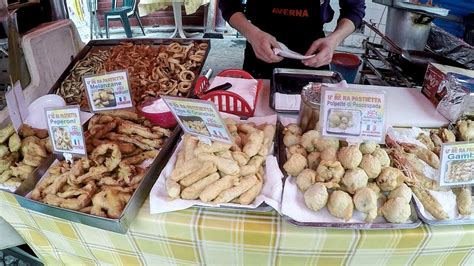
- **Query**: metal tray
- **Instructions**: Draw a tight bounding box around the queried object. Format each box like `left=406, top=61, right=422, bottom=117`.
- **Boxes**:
left=283, top=200, right=421, bottom=230
left=48, top=38, right=211, bottom=103
left=277, top=121, right=422, bottom=229
left=12, top=126, right=182, bottom=234
left=270, top=68, right=343, bottom=113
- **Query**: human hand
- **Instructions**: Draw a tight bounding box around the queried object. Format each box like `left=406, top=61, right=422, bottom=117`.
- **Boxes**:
left=246, top=28, right=284, bottom=63
left=302, top=37, right=338, bottom=68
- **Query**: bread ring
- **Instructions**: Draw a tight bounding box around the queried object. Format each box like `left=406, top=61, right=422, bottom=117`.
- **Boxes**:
left=179, top=70, right=195, bottom=82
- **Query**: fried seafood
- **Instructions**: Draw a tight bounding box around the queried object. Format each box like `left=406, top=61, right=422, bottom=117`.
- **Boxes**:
left=353, top=187, right=377, bottom=222
left=412, top=187, right=449, bottom=220
left=304, top=183, right=328, bottom=212
left=398, top=142, right=440, bottom=169
left=327, top=190, right=353, bottom=221
left=379, top=197, right=411, bottom=223
left=453, top=188, right=472, bottom=216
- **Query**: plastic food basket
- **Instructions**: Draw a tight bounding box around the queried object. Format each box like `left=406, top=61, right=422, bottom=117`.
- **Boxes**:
left=194, top=69, right=263, bottom=117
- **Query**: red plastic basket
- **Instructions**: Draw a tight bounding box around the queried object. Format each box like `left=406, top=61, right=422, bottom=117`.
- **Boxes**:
left=194, top=69, right=262, bottom=118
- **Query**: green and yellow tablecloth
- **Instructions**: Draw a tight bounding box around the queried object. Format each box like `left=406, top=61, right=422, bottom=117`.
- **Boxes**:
left=1, top=191, right=473, bottom=265
left=138, top=0, right=210, bottom=17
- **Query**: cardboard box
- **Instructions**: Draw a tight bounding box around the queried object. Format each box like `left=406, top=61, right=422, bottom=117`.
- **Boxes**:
left=422, top=63, right=474, bottom=106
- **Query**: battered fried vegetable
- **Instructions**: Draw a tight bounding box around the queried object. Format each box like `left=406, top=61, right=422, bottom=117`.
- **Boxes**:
left=341, top=168, right=368, bottom=194
left=0, top=145, right=9, bottom=157
left=243, top=130, right=264, bottom=157
left=337, top=145, right=363, bottom=170
left=304, top=183, right=328, bottom=212
left=213, top=175, right=258, bottom=203
left=283, top=153, right=307, bottom=177
left=181, top=173, right=221, bottom=200
left=199, top=175, right=239, bottom=203
left=354, top=187, right=378, bottom=222
left=296, top=168, right=317, bottom=192
left=0, top=124, right=15, bottom=144
left=327, top=190, right=353, bottom=221
left=379, top=197, right=411, bottom=223
left=8, top=133, right=21, bottom=152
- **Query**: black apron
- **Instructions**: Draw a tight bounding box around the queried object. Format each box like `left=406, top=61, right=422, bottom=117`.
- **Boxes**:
left=243, top=0, right=327, bottom=79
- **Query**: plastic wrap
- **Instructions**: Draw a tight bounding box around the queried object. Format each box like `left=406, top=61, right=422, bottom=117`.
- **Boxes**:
left=436, top=72, right=474, bottom=121
left=427, top=25, right=474, bottom=70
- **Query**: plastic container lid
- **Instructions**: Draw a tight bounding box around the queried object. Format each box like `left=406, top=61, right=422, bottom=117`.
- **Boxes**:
left=331, top=53, right=361, bottom=68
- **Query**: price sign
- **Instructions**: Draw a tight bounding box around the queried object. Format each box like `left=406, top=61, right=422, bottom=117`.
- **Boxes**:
left=84, top=71, right=133, bottom=112
left=162, top=96, right=232, bottom=144
left=320, top=87, right=387, bottom=143
left=45, top=106, right=86, bottom=156
left=439, top=142, right=474, bottom=186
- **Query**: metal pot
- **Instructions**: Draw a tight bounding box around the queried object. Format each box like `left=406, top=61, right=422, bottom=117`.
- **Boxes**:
left=384, top=7, right=433, bottom=51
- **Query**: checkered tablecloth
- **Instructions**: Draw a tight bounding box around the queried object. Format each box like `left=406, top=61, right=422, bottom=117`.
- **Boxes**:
left=1, top=191, right=473, bottom=265
left=138, top=0, right=210, bottom=17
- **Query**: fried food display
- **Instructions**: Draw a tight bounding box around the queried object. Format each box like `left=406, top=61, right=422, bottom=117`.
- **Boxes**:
left=385, top=133, right=473, bottom=221
left=29, top=111, right=169, bottom=218
left=56, top=42, right=208, bottom=107
left=166, top=120, right=276, bottom=206
left=283, top=123, right=417, bottom=223
left=0, top=124, right=52, bottom=189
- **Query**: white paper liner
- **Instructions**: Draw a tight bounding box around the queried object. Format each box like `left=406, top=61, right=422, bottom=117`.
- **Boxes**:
left=0, top=184, right=17, bottom=192
left=149, top=115, right=284, bottom=214
left=387, top=127, right=474, bottom=221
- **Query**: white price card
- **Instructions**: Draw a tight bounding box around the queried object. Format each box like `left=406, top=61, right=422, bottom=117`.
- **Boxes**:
left=320, top=86, right=387, bottom=143
left=45, top=106, right=87, bottom=156
left=84, top=70, right=133, bottom=112
left=5, top=81, right=28, bottom=132
left=162, top=96, right=233, bottom=144
left=439, top=142, right=474, bottom=187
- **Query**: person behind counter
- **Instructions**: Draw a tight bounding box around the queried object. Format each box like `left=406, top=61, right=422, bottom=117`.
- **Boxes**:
left=219, top=0, right=366, bottom=78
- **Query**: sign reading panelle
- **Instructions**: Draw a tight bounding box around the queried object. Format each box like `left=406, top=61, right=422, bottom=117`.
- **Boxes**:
left=162, top=96, right=233, bottom=144
left=320, top=87, right=387, bottom=143
left=83, top=71, right=133, bottom=112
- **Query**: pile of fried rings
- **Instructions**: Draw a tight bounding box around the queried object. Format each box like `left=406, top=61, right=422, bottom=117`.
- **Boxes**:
left=80, top=41, right=208, bottom=108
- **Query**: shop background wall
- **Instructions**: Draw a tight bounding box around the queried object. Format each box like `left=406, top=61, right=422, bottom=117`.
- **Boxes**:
left=95, top=0, right=225, bottom=30
left=432, top=0, right=474, bottom=38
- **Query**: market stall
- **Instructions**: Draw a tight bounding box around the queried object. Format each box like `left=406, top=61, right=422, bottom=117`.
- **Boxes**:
left=0, top=5, right=474, bottom=262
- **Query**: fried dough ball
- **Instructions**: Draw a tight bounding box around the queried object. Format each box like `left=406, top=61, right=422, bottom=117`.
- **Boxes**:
left=376, top=167, right=405, bottom=192
left=0, top=145, right=9, bottom=157
left=283, top=153, right=307, bottom=177
left=316, top=160, right=345, bottom=182
left=341, top=167, right=368, bottom=194
left=388, top=183, right=412, bottom=203
left=380, top=197, right=411, bottom=223
left=287, top=144, right=307, bottom=158
left=327, top=190, right=353, bottom=221
left=354, top=187, right=378, bottom=222
left=283, top=134, right=301, bottom=148
left=320, top=147, right=338, bottom=161
left=286, top=124, right=302, bottom=136
left=359, top=154, right=381, bottom=179
left=300, top=130, right=319, bottom=152
left=337, top=145, right=363, bottom=170
left=313, top=137, right=340, bottom=152
left=307, top=151, right=321, bottom=170
left=367, top=181, right=382, bottom=198
left=359, top=141, right=377, bottom=154
left=304, top=183, right=328, bottom=212
left=296, top=168, right=317, bottom=192
left=372, top=147, right=390, bottom=167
